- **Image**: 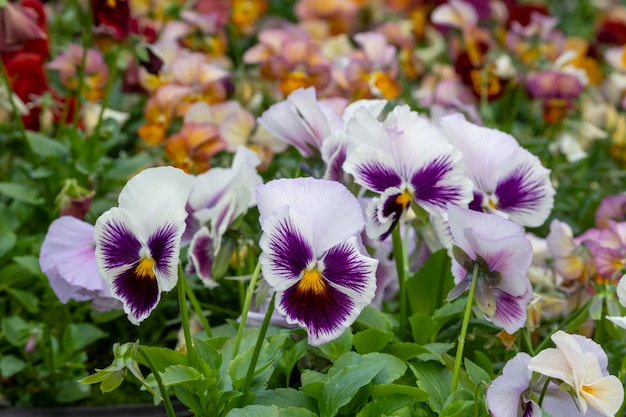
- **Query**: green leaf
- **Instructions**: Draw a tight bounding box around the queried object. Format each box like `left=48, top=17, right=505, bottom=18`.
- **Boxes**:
left=472, top=351, right=493, bottom=378
left=103, top=152, right=151, bottom=179
left=136, top=346, right=186, bottom=372
left=0, top=182, right=43, bottom=205
left=5, top=287, right=39, bottom=313
left=226, top=405, right=280, bottom=417
left=353, top=329, right=393, bottom=354
left=410, top=361, right=451, bottom=413
left=406, top=249, right=453, bottom=316
left=26, top=131, right=69, bottom=158
left=356, top=394, right=413, bottom=417
left=12, top=256, right=42, bottom=277
left=256, top=388, right=317, bottom=410
left=195, top=336, right=223, bottom=370
left=161, top=364, right=203, bottom=386
left=62, top=323, right=106, bottom=353
left=383, top=342, right=429, bottom=361
left=0, top=231, right=16, bottom=257
left=369, top=384, right=429, bottom=402
left=440, top=400, right=473, bottom=417
left=464, top=358, right=490, bottom=387
left=364, top=353, right=407, bottom=384
left=0, top=355, right=26, bottom=377
left=277, top=407, right=318, bottom=417
left=320, top=356, right=389, bottom=417
left=1, top=316, right=34, bottom=347
left=278, top=339, right=307, bottom=382
left=315, top=328, right=353, bottom=361
left=409, top=312, right=438, bottom=345
left=355, top=306, right=393, bottom=332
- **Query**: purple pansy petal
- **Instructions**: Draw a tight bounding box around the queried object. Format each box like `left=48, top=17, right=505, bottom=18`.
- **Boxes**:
left=322, top=133, right=348, bottom=181
left=486, top=352, right=534, bottom=417
left=365, top=187, right=404, bottom=241
left=463, top=230, right=533, bottom=296
left=277, top=278, right=356, bottom=346
left=111, top=266, right=161, bottom=325
left=148, top=220, right=186, bottom=292
left=259, top=207, right=316, bottom=291
left=95, top=208, right=142, bottom=274
left=117, top=166, right=193, bottom=228
left=493, top=151, right=554, bottom=227
left=188, top=227, right=218, bottom=289
left=489, top=282, right=532, bottom=333
left=346, top=157, right=403, bottom=192
left=410, top=154, right=472, bottom=218
left=321, top=236, right=378, bottom=298
left=257, top=178, right=365, bottom=253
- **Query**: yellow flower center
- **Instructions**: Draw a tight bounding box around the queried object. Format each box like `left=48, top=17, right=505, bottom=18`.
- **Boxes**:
left=107, top=0, right=117, bottom=7
left=395, top=191, right=412, bottom=210
left=297, top=269, right=326, bottom=294
left=135, top=257, right=156, bottom=279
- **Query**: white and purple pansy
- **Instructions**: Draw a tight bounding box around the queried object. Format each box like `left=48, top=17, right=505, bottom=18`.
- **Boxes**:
left=439, top=113, right=555, bottom=227
left=256, top=177, right=378, bottom=346
left=447, top=205, right=533, bottom=333
left=343, top=104, right=473, bottom=241
left=94, top=166, right=193, bottom=325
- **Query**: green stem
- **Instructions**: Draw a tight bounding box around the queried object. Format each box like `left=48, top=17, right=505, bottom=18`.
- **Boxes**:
left=537, top=376, right=551, bottom=407
left=182, top=276, right=213, bottom=339
left=451, top=263, right=479, bottom=392
left=0, top=59, right=28, bottom=142
left=177, top=265, right=198, bottom=367
left=239, top=292, right=276, bottom=407
left=523, top=326, right=535, bottom=356
left=138, top=346, right=177, bottom=417
left=392, top=226, right=407, bottom=341
left=233, top=261, right=262, bottom=357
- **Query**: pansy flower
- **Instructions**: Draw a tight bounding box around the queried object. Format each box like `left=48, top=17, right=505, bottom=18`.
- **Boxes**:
left=447, top=205, right=533, bottom=333
left=439, top=113, right=555, bottom=228
left=257, top=177, right=378, bottom=346
left=487, top=351, right=607, bottom=417
left=343, top=105, right=473, bottom=241
left=94, top=167, right=193, bottom=325
left=527, top=331, right=624, bottom=417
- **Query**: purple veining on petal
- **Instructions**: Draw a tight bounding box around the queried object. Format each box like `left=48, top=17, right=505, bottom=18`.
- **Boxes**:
left=411, top=156, right=464, bottom=208
left=148, top=222, right=181, bottom=277
left=322, top=241, right=371, bottom=293
left=280, top=281, right=354, bottom=340
left=325, top=144, right=347, bottom=181
left=356, top=162, right=402, bottom=192
left=189, top=232, right=214, bottom=283
left=494, top=164, right=546, bottom=213
left=469, top=190, right=484, bottom=212
left=491, top=288, right=528, bottom=333
left=112, top=267, right=160, bottom=322
left=267, top=218, right=315, bottom=281
left=98, top=219, right=142, bottom=271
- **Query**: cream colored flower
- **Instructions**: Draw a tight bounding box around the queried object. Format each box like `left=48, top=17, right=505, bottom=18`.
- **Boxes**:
left=527, top=331, right=624, bottom=417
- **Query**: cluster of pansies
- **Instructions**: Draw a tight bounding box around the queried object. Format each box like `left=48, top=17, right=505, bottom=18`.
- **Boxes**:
left=2, top=0, right=626, bottom=414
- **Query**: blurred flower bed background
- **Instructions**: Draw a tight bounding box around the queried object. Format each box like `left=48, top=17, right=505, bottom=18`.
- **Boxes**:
left=2, top=0, right=626, bottom=415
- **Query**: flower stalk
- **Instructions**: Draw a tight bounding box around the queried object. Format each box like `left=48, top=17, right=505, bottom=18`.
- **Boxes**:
left=451, top=262, right=479, bottom=392
left=392, top=225, right=407, bottom=341
left=233, top=261, right=262, bottom=358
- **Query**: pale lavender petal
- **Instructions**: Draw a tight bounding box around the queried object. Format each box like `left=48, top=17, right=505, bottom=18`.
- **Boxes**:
left=257, top=178, right=365, bottom=253
left=486, top=352, right=534, bottom=417
left=489, top=281, right=532, bottom=333
left=463, top=230, right=533, bottom=296
left=39, top=216, right=109, bottom=303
